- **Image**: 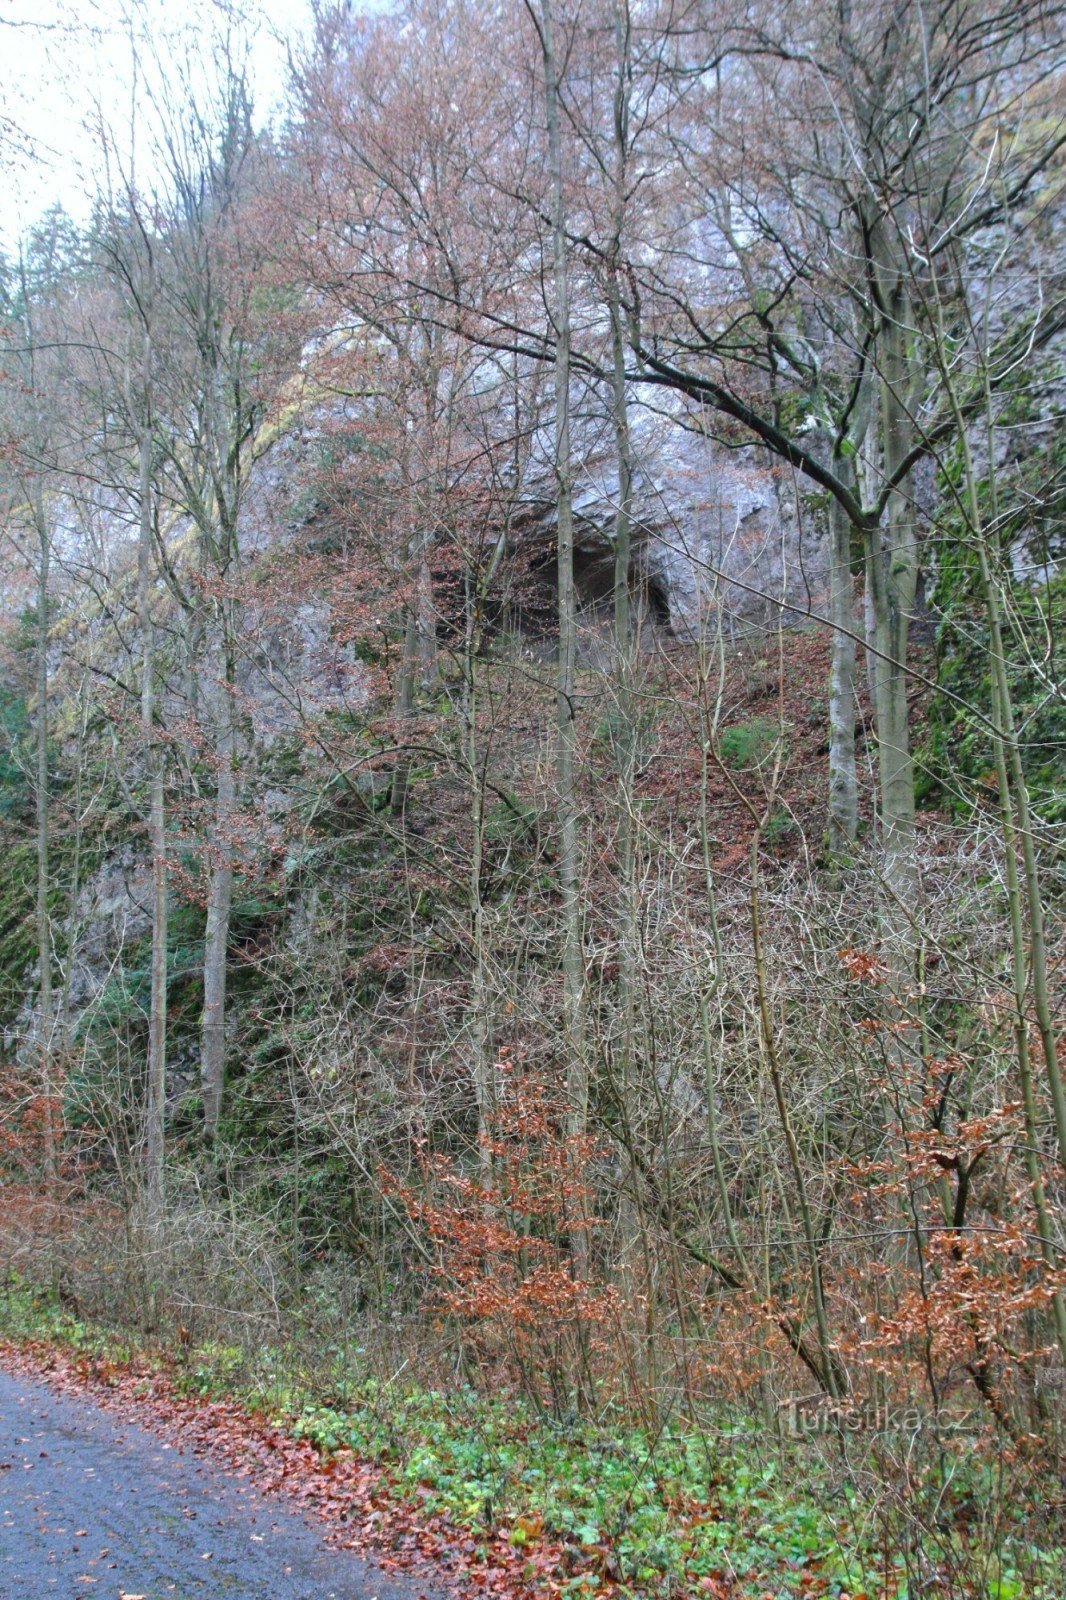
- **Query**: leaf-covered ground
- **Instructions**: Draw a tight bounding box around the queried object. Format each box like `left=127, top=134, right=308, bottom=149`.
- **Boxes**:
left=0, top=1282, right=889, bottom=1600
left=6, top=1283, right=1058, bottom=1600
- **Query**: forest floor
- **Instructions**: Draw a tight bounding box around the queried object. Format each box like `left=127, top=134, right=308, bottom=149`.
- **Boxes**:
left=0, top=1282, right=886, bottom=1600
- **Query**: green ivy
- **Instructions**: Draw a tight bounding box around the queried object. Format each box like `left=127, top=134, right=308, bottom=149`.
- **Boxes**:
left=924, top=571, right=1065, bottom=824
left=922, top=376, right=1065, bottom=822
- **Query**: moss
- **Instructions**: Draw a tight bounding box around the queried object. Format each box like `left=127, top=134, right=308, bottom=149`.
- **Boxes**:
left=718, top=715, right=782, bottom=770
left=924, top=572, right=1065, bottom=824
left=0, top=843, right=40, bottom=1030
left=0, top=684, right=30, bottom=821
left=922, top=379, right=1065, bottom=823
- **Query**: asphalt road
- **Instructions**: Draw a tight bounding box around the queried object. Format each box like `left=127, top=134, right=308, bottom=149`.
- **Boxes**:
left=0, top=1368, right=440, bottom=1600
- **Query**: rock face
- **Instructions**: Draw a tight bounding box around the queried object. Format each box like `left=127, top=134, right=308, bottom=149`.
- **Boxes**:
left=5, top=849, right=154, bottom=1063
left=241, top=365, right=829, bottom=657
left=240, top=596, right=369, bottom=749
left=492, top=387, right=829, bottom=649
left=68, top=851, right=154, bottom=1012
left=6, top=374, right=830, bottom=1066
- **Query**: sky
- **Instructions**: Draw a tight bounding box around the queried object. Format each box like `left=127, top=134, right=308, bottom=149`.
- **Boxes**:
left=0, top=0, right=315, bottom=249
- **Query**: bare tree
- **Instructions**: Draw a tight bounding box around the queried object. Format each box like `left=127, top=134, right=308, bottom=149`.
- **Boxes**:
left=0, top=219, right=81, bottom=1229
left=143, top=46, right=279, bottom=1142
left=621, top=0, right=1064, bottom=948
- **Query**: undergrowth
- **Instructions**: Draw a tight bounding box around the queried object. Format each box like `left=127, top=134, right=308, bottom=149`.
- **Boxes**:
left=1, top=1276, right=1059, bottom=1600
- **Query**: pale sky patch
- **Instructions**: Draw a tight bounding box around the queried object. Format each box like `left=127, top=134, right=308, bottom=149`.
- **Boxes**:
left=0, top=0, right=315, bottom=249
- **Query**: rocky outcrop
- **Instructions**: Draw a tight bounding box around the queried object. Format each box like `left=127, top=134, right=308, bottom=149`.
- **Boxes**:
left=494, top=390, right=829, bottom=647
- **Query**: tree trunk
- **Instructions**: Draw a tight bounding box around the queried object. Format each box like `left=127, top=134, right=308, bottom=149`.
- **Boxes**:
left=390, top=602, right=419, bottom=816
left=966, top=464, right=1066, bottom=1185
left=390, top=419, right=423, bottom=817
left=827, top=489, right=858, bottom=856
left=538, top=0, right=586, bottom=1274
left=606, top=0, right=642, bottom=1294
left=609, top=250, right=643, bottom=1307
left=137, top=334, right=168, bottom=1202
left=868, top=298, right=919, bottom=941
left=465, top=617, right=494, bottom=1178
left=200, top=613, right=235, bottom=1143
left=34, top=500, right=59, bottom=1211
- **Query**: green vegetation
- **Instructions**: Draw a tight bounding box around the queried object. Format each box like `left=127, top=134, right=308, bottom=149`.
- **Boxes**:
left=924, top=572, right=1065, bottom=822
left=718, top=716, right=781, bottom=771
left=0, top=682, right=29, bottom=821
left=2, top=1278, right=1060, bottom=1600
left=922, top=375, right=1066, bottom=822
left=0, top=843, right=39, bottom=1031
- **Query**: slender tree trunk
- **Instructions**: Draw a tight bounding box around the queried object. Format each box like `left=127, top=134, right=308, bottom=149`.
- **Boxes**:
left=137, top=333, right=168, bottom=1202
left=867, top=296, right=919, bottom=952
left=463, top=496, right=514, bottom=1177
left=979, top=577, right=1066, bottom=1174
left=390, top=602, right=419, bottom=816
left=827, top=488, right=858, bottom=856
left=146, top=760, right=168, bottom=1171
left=947, top=417, right=1066, bottom=1190
left=60, top=681, right=89, bottom=1053
left=606, top=0, right=644, bottom=1302
left=971, top=521, right=1065, bottom=1181
left=697, top=626, right=736, bottom=1258
left=391, top=419, right=422, bottom=816
left=200, top=610, right=235, bottom=1142
left=984, top=618, right=1066, bottom=1353
left=34, top=500, right=59, bottom=1211
left=537, top=0, right=586, bottom=1272
left=817, top=356, right=866, bottom=860
left=609, top=254, right=642, bottom=1303
left=389, top=532, right=437, bottom=818
left=750, top=825, right=840, bottom=1398
left=417, top=546, right=438, bottom=693
left=463, top=570, right=494, bottom=1175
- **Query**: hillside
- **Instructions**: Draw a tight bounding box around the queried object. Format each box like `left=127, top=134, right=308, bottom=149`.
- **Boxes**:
left=1, top=3, right=1064, bottom=1597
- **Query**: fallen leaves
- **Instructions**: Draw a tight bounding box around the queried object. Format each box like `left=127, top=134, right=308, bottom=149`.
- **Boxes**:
left=0, top=1337, right=652, bottom=1600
